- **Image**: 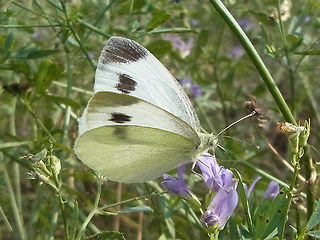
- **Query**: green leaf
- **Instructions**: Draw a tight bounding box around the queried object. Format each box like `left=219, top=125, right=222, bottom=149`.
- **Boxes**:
left=307, top=200, right=320, bottom=230
left=143, top=27, right=197, bottom=36
left=118, top=205, right=152, bottom=213
left=146, top=10, right=171, bottom=32
left=32, top=148, right=47, bottom=162
left=307, top=230, right=320, bottom=238
left=4, top=32, right=13, bottom=52
left=146, top=39, right=172, bottom=59
left=286, top=33, right=304, bottom=51
left=84, top=231, right=126, bottom=240
left=158, top=196, right=175, bottom=238
left=295, top=49, right=320, bottom=55
left=232, top=169, right=254, bottom=237
left=27, top=49, right=60, bottom=59
left=0, top=141, right=31, bottom=149
left=253, top=188, right=289, bottom=239
left=43, top=94, right=81, bottom=109
left=33, top=60, right=57, bottom=94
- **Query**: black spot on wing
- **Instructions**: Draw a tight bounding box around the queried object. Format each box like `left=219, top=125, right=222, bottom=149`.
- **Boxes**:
left=116, top=74, right=137, bottom=94
left=99, top=37, right=148, bottom=65
left=109, top=113, right=132, bottom=123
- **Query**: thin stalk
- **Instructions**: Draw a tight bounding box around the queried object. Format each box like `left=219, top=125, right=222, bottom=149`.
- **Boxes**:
left=208, top=0, right=296, bottom=125
left=99, top=191, right=166, bottom=211
left=78, top=19, right=112, bottom=38
left=59, top=0, right=96, bottom=70
left=48, top=200, right=59, bottom=240
left=83, top=0, right=117, bottom=40
left=276, top=0, right=296, bottom=115
left=303, top=147, right=315, bottom=219
left=0, top=205, right=12, bottom=231
left=9, top=97, right=22, bottom=218
left=21, top=98, right=55, bottom=141
left=76, top=179, right=103, bottom=240
left=279, top=148, right=303, bottom=239
left=50, top=155, right=70, bottom=240
left=60, top=51, right=72, bottom=145
left=212, top=22, right=230, bottom=129
left=12, top=2, right=59, bottom=23
left=0, top=24, right=62, bottom=28
left=3, top=167, right=27, bottom=240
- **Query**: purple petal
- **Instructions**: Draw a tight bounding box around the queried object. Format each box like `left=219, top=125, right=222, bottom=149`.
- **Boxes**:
left=164, top=34, right=193, bottom=57
left=201, top=210, right=219, bottom=226
left=263, top=181, right=280, bottom=200
left=238, top=19, right=253, bottom=31
left=246, top=176, right=261, bottom=200
left=190, top=84, right=202, bottom=98
left=228, top=46, right=244, bottom=59
left=179, top=78, right=192, bottom=88
left=304, top=16, right=311, bottom=22
left=203, top=180, right=239, bottom=228
left=161, top=165, right=193, bottom=199
left=197, top=153, right=233, bottom=192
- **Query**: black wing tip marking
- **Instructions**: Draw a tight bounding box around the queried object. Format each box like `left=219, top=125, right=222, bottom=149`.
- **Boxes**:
left=116, top=74, right=137, bottom=94
left=109, top=112, right=132, bottom=124
left=99, top=36, right=148, bottom=65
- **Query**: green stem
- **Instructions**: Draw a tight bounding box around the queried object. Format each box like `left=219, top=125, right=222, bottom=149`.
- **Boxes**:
left=276, top=0, right=295, bottom=115
left=0, top=24, right=62, bottom=28
left=3, top=167, right=27, bottom=240
left=60, top=51, right=72, bottom=145
left=99, top=191, right=165, bottom=211
left=83, top=0, right=117, bottom=40
left=78, top=19, right=112, bottom=38
left=76, top=179, right=103, bottom=240
left=279, top=151, right=301, bottom=239
left=49, top=155, right=69, bottom=240
left=302, top=147, right=315, bottom=219
left=59, top=0, right=96, bottom=70
left=208, top=0, right=296, bottom=125
left=0, top=205, right=13, bottom=231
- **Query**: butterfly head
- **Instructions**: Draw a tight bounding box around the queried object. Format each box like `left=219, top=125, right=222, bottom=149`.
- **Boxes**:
left=198, top=133, right=218, bottom=152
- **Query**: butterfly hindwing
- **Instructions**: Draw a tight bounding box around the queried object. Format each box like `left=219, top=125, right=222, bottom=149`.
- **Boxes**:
left=75, top=125, right=197, bottom=183
left=94, top=36, right=201, bottom=132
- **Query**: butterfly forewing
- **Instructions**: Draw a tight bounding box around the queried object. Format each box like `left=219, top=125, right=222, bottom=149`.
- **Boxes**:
left=78, top=92, right=200, bottom=146
left=94, top=36, right=201, bottom=132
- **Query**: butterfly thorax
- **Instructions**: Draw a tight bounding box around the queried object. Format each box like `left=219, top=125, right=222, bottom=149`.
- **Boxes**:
left=197, top=133, right=218, bottom=154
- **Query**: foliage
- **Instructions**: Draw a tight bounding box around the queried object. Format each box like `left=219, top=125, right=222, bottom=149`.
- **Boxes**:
left=0, top=0, right=320, bottom=239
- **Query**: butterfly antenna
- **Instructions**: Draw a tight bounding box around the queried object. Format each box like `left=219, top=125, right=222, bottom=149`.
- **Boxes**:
left=216, top=111, right=256, bottom=137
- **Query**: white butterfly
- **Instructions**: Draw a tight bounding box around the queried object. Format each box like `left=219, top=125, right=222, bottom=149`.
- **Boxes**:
left=74, top=36, right=217, bottom=183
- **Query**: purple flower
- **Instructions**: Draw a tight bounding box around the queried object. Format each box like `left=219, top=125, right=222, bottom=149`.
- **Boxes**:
left=238, top=19, right=253, bottom=31
left=197, top=153, right=233, bottom=192
left=304, top=16, right=311, bottom=23
left=88, top=52, right=95, bottom=59
left=179, top=78, right=202, bottom=98
left=228, top=46, right=244, bottom=59
left=190, top=84, right=202, bottom=98
left=245, top=177, right=280, bottom=200
left=33, top=30, right=43, bottom=40
left=263, top=181, right=280, bottom=200
left=245, top=176, right=261, bottom=200
left=164, top=34, right=193, bottom=57
left=201, top=180, right=238, bottom=229
left=179, top=78, right=192, bottom=88
left=162, top=164, right=193, bottom=199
